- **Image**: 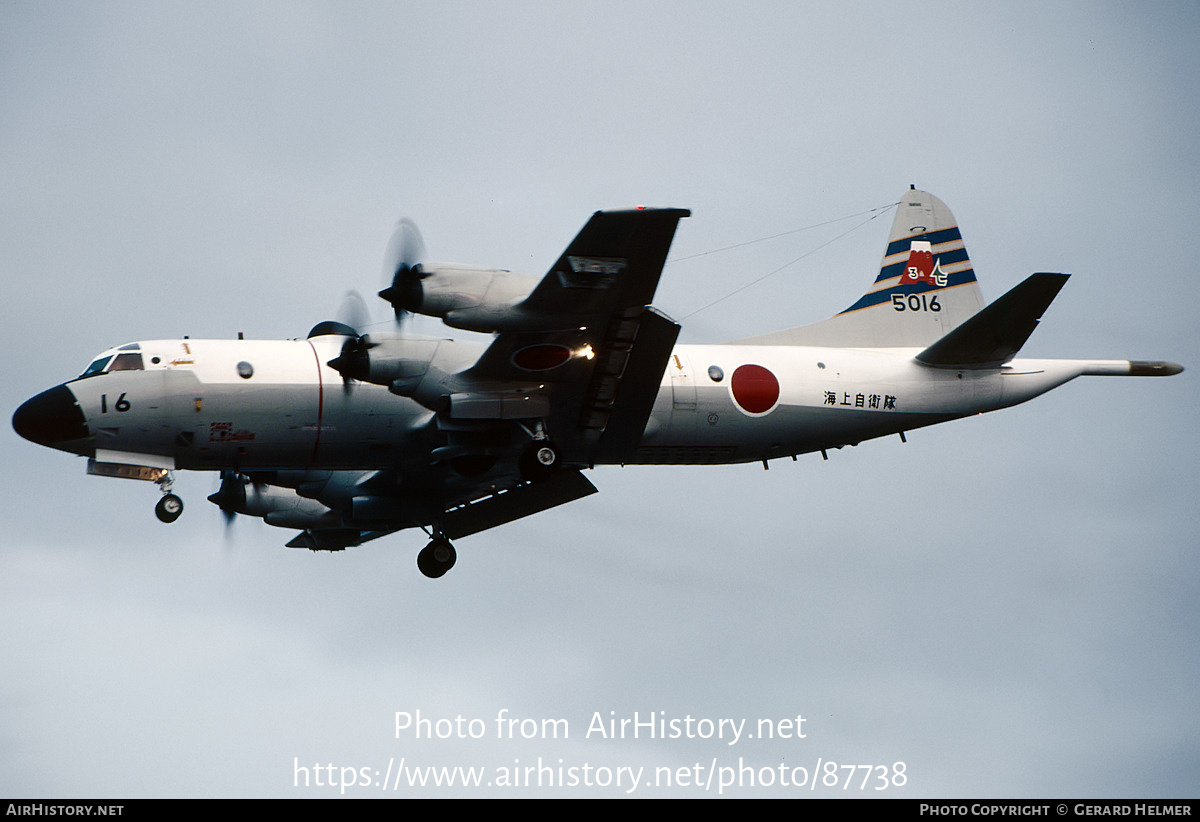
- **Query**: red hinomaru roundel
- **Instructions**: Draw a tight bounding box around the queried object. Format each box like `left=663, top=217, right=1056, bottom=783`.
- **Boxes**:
left=730, top=364, right=780, bottom=415
left=512, top=343, right=571, bottom=371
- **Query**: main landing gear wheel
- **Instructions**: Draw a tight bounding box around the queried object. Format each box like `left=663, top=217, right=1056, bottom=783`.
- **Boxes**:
left=417, top=538, right=457, bottom=579
left=155, top=493, right=184, bottom=523
left=519, top=441, right=560, bottom=482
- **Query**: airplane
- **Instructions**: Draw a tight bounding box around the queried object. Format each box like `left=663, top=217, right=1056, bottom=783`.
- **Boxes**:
left=12, top=187, right=1183, bottom=578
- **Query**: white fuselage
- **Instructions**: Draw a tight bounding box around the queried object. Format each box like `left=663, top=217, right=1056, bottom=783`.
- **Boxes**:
left=53, top=336, right=1101, bottom=472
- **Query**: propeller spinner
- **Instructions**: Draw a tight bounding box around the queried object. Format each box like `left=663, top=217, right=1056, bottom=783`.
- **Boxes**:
left=377, top=218, right=428, bottom=321
left=208, top=470, right=248, bottom=527
left=328, top=334, right=373, bottom=392
left=325, top=291, right=373, bottom=394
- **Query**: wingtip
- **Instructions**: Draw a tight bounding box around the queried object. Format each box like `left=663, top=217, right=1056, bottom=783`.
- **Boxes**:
left=594, top=206, right=691, bottom=218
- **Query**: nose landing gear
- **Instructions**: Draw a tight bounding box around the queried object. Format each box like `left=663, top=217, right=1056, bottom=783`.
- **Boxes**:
left=155, top=493, right=184, bottom=523
left=153, top=471, right=183, bottom=523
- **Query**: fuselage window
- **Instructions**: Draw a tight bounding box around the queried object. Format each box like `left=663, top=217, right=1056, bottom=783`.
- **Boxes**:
left=108, top=353, right=145, bottom=372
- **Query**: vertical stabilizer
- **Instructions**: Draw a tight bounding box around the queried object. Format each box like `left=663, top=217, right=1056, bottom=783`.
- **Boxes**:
left=734, top=188, right=986, bottom=347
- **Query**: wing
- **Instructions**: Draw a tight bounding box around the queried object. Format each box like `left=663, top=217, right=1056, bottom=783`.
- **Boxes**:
left=454, top=207, right=689, bottom=464
left=271, top=209, right=689, bottom=549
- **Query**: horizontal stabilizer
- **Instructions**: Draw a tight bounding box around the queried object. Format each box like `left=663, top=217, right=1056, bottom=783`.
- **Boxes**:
left=916, top=273, right=1069, bottom=368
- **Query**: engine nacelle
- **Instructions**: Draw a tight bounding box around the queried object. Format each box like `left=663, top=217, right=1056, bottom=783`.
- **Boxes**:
left=382, top=264, right=539, bottom=333
left=209, top=475, right=339, bottom=529
left=329, top=334, right=441, bottom=388
left=326, top=334, right=474, bottom=414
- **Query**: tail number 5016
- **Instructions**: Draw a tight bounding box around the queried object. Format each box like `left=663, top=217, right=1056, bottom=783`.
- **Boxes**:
left=892, top=294, right=941, bottom=312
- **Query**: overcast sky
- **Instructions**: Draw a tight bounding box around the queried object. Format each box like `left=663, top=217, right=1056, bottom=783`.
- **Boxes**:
left=3, top=1, right=1198, bottom=798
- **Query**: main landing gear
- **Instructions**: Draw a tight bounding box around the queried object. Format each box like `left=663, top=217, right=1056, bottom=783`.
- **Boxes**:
left=518, top=419, right=561, bottom=483
left=154, top=471, right=183, bottom=523
left=519, top=440, right=560, bottom=481
left=417, top=535, right=457, bottom=579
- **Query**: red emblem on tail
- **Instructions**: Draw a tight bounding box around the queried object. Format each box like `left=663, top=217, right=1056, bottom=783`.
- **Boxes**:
left=900, top=240, right=947, bottom=287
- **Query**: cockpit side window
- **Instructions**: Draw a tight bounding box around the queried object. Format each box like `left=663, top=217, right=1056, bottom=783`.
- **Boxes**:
left=108, top=353, right=144, bottom=372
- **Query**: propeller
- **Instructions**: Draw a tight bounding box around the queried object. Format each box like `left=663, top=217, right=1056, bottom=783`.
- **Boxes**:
left=337, top=290, right=371, bottom=336
left=377, top=218, right=428, bottom=323
left=207, top=470, right=249, bottom=530
left=326, top=218, right=426, bottom=393
left=328, top=333, right=372, bottom=393
left=327, top=291, right=373, bottom=394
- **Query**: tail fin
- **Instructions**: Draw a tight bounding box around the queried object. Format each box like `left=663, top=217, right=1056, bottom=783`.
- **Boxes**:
left=734, top=187, right=985, bottom=347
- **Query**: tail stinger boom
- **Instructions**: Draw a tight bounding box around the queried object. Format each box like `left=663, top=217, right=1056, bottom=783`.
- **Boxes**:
left=911, top=271, right=1184, bottom=376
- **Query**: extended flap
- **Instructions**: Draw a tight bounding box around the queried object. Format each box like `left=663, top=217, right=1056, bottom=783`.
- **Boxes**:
left=440, top=470, right=599, bottom=539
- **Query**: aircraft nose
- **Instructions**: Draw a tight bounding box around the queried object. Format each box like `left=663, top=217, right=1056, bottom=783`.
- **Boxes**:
left=12, top=384, right=89, bottom=446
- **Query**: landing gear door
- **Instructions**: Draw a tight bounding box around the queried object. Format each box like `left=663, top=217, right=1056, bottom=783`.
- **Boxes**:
left=165, top=367, right=206, bottom=462
left=669, top=350, right=696, bottom=412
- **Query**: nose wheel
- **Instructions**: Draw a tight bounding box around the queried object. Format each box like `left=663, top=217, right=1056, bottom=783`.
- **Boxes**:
left=153, top=471, right=183, bottom=523
left=155, top=493, right=184, bottom=523
left=417, top=536, right=457, bottom=579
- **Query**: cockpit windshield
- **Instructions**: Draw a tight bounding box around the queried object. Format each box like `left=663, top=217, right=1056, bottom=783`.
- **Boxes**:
left=78, top=347, right=145, bottom=378
left=80, top=355, right=113, bottom=378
